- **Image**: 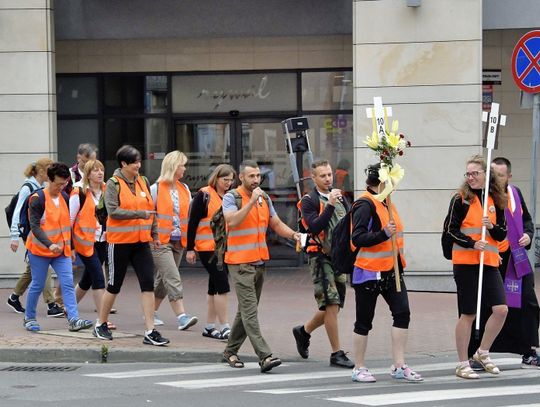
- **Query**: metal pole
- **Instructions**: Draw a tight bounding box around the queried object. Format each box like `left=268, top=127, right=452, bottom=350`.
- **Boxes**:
left=531, top=93, right=540, bottom=267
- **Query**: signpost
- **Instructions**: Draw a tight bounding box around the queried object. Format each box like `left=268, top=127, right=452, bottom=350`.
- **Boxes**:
left=511, top=30, right=540, bottom=266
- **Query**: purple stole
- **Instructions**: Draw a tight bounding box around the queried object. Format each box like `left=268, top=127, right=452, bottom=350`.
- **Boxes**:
left=504, top=185, right=533, bottom=308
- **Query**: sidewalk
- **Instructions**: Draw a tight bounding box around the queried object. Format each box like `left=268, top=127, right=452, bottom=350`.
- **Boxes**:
left=0, top=266, right=461, bottom=364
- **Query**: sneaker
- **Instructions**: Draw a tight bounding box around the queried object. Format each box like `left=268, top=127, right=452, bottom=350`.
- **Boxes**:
left=7, top=296, right=25, bottom=314
left=47, top=303, right=64, bottom=318
left=391, top=364, right=424, bottom=382
left=469, top=358, right=484, bottom=371
left=178, top=314, right=198, bottom=330
left=330, top=350, right=355, bottom=368
left=23, top=318, right=40, bottom=332
left=292, top=325, right=310, bottom=359
left=93, top=322, right=113, bottom=340
left=153, top=312, right=164, bottom=326
left=522, top=354, right=540, bottom=369
left=352, top=367, right=376, bottom=383
left=68, top=318, right=93, bottom=332
left=143, top=329, right=170, bottom=346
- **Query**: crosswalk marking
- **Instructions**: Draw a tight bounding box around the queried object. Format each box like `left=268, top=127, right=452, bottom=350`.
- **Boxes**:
left=156, top=358, right=519, bottom=389
left=327, top=384, right=540, bottom=406
left=84, top=362, right=266, bottom=379
left=248, top=368, right=540, bottom=395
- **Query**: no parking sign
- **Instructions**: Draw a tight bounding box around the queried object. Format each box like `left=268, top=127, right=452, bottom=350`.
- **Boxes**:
left=511, top=30, right=540, bottom=93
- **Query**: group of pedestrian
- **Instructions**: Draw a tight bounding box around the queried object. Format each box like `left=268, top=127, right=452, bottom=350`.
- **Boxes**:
left=6, top=145, right=538, bottom=379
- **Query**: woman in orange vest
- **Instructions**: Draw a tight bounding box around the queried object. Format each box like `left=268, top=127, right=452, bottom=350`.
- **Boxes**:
left=93, top=145, right=169, bottom=346
left=186, top=164, right=236, bottom=340
left=349, top=163, right=422, bottom=383
left=448, top=155, right=508, bottom=379
left=70, top=159, right=115, bottom=329
left=24, top=162, right=93, bottom=332
left=150, top=151, right=198, bottom=331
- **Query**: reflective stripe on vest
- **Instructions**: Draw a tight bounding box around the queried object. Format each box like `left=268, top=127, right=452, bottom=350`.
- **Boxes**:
left=72, top=186, right=104, bottom=257
left=195, top=187, right=222, bottom=252
left=451, top=194, right=499, bottom=267
left=106, top=176, right=154, bottom=244
left=224, top=186, right=270, bottom=264
left=354, top=192, right=407, bottom=272
left=26, top=189, right=72, bottom=258
left=155, top=180, right=191, bottom=245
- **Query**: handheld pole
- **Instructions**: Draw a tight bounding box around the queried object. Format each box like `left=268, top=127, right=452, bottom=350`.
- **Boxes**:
left=476, top=103, right=506, bottom=339
left=385, top=194, right=401, bottom=292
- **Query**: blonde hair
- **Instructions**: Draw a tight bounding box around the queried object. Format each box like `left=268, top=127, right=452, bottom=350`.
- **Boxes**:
left=158, top=151, right=188, bottom=183
left=81, top=159, right=105, bottom=192
left=459, top=154, right=506, bottom=209
left=208, top=164, right=236, bottom=189
left=24, top=158, right=53, bottom=178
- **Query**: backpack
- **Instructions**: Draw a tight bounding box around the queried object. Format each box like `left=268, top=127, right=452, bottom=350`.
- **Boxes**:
left=210, top=189, right=270, bottom=269
left=330, top=198, right=372, bottom=276
left=18, top=189, right=69, bottom=242
left=441, top=194, right=470, bottom=260
left=5, top=182, right=35, bottom=228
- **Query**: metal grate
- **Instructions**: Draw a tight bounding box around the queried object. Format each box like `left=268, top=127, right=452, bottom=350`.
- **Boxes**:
left=0, top=366, right=79, bottom=372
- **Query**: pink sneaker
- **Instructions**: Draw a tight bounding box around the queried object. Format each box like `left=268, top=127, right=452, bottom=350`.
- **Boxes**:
left=391, top=364, right=423, bottom=382
left=352, top=367, right=376, bottom=383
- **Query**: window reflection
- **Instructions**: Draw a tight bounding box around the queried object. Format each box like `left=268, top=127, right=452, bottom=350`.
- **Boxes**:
left=302, top=71, right=353, bottom=111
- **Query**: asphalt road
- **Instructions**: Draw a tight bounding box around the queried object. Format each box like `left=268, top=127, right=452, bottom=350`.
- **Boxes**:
left=1, top=354, right=540, bottom=407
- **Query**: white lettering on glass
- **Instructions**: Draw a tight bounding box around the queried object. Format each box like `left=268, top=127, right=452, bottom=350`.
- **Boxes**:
left=197, top=76, right=270, bottom=109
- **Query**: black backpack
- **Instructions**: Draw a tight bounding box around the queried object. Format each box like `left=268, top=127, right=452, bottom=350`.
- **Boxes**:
left=18, top=189, right=69, bottom=242
left=330, top=198, right=371, bottom=276
left=5, top=182, right=35, bottom=228
left=441, top=194, right=469, bottom=260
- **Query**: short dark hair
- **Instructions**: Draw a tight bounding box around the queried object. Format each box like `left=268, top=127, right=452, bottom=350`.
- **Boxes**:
left=311, top=159, right=330, bottom=170
left=47, top=162, right=70, bottom=181
left=365, top=163, right=381, bottom=187
left=117, top=145, right=142, bottom=167
left=492, top=156, right=512, bottom=174
left=239, top=160, right=259, bottom=173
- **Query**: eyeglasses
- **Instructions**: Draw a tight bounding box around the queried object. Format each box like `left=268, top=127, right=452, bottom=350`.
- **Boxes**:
left=463, top=170, right=485, bottom=178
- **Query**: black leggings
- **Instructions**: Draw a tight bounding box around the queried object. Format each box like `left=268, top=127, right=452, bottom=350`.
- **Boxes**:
left=353, top=272, right=410, bottom=335
left=78, top=241, right=107, bottom=291
left=107, top=242, right=155, bottom=294
left=199, top=251, right=230, bottom=295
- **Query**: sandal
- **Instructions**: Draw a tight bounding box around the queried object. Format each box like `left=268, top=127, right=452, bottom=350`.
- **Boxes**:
left=223, top=351, right=244, bottom=368
left=203, top=327, right=222, bottom=339
left=259, top=355, right=282, bottom=373
left=473, top=350, right=500, bottom=374
left=220, top=327, right=231, bottom=340
left=455, top=364, right=479, bottom=379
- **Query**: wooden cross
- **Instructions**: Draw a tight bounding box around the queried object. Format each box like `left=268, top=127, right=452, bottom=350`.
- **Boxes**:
left=366, top=96, right=393, bottom=138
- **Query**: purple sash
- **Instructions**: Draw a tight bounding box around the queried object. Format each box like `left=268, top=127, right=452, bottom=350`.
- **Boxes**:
left=504, top=185, right=533, bottom=308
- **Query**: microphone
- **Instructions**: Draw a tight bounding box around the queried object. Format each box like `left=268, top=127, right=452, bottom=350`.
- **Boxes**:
left=329, top=187, right=343, bottom=203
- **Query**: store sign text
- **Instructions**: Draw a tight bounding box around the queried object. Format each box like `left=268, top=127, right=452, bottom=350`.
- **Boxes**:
left=197, top=76, right=270, bottom=110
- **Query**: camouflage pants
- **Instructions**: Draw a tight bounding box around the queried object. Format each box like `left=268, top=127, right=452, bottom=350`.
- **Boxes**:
left=308, top=254, right=346, bottom=311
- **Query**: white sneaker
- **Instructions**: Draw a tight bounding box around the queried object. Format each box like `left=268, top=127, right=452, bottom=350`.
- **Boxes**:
left=153, top=312, right=164, bottom=326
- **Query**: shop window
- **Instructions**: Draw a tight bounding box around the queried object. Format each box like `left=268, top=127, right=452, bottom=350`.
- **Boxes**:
left=57, top=120, right=99, bottom=166
left=104, top=118, right=145, bottom=176
left=301, top=71, right=353, bottom=111
left=104, top=76, right=145, bottom=114
left=57, top=77, right=98, bottom=115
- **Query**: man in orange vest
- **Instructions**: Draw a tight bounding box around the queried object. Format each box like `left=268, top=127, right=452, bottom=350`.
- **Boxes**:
left=292, top=159, right=354, bottom=368
left=349, top=164, right=423, bottom=383
left=222, top=160, right=301, bottom=373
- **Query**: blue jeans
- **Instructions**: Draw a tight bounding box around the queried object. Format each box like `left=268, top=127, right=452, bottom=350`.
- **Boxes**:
left=25, top=253, right=78, bottom=321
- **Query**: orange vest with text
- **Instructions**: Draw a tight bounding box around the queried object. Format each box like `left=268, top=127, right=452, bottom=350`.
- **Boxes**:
left=26, top=189, right=72, bottom=257
left=354, top=192, right=406, bottom=272
left=72, top=185, right=105, bottom=256
left=224, top=186, right=270, bottom=265
left=194, top=186, right=221, bottom=252
left=155, top=180, right=191, bottom=246
left=106, top=176, right=154, bottom=244
left=452, top=194, right=499, bottom=267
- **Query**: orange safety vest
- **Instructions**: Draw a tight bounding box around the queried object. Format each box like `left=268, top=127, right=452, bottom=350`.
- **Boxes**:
left=335, top=168, right=348, bottom=189
left=224, top=186, right=270, bottom=265
left=452, top=194, right=499, bottom=267
left=106, top=176, right=154, bottom=244
left=297, top=195, right=325, bottom=253
left=72, top=185, right=105, bottom=257
left=194, top=186, right=221, bottom=252
left=26, top=189, right=71, bottom=257
left=354, top=192, right=406, bottom=272
left=155, top=180, right=191, bottom=245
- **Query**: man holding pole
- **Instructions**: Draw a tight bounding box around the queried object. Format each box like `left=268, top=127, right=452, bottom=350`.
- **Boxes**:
left=449, top=155, right=508, bottom=379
